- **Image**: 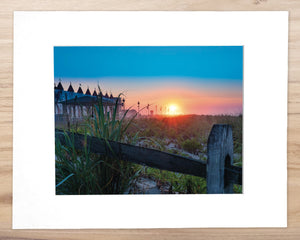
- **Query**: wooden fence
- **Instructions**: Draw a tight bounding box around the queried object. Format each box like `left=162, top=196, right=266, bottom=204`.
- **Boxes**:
left=55, top=124, right=242, bottom=194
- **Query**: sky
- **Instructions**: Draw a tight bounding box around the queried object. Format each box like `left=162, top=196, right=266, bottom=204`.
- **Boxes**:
left=54, top=46, right=243, bottom=115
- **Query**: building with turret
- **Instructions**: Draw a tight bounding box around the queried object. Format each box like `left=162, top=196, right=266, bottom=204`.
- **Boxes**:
left=54, top=81, right=123, bottom=127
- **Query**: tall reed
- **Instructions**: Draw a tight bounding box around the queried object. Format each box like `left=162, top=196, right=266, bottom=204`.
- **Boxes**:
left=55, top=92, right=140, bottom=194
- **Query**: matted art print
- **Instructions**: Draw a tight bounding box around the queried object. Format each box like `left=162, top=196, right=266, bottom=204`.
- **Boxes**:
left=54, top=46, right=243, bottom=195
left=13, top=11, right=288, bottom=228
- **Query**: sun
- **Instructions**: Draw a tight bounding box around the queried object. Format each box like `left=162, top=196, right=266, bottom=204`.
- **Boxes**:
left=168, top=104, right=178, bottom=115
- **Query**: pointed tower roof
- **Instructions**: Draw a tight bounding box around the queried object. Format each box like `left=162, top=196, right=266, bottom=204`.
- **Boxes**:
left=110, top=93, right=113, bottom=99
left=77, top=84, right=83, bottom=94
left=56, top=81, right=64, bottom=91
left=99, top=91, right=103, bottom=97
left=92, top=89, right=98, bottom=96
left=104, top=92, right=109, bottom=98
left=85, top=88, right=91, bottom=95
left=67, top=83, right=74, bottom=92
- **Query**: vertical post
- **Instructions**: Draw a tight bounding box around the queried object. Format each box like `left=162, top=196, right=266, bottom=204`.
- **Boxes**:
left=80, top=105, right=83, bottom=118
left=62, top=104, right=67, bottom=125
left=109, top=106, right=113, bottom=118
left=207, top=124, right=234, bottom=194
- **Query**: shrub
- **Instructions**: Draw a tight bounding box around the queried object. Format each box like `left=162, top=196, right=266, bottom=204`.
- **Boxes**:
left=181, top=138, right=201, bottom=154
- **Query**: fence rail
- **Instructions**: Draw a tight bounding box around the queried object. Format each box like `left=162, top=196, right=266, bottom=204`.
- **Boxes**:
left=55, top=124, right=242, bottom=194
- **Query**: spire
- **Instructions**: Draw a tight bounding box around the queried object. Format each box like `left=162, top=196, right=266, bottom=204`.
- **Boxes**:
left=92, top=89, right=98, bottom=96
left=67, top=82, right=74, bottom=92
left=77, top=84, right=83, bottom=94
left=85, top=88, right=91, bottom=95
left=99, top=91, right=103, bottom=97
left=104, top=92, right=109, bottom=98
left=110, top=93, right=113, bottom=99
left=56, top=81, right=64, bottom=91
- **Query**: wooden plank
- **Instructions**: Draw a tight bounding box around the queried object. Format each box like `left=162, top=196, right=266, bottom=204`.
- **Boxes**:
left=55, top=129, right=242, bottom=185
left=55, top=129, right=207, bottom=178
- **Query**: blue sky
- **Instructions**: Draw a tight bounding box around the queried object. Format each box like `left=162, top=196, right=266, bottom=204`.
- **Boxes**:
left=54, top=46, right=243, bottom=81
left=54, top=46, right=243, bottom=115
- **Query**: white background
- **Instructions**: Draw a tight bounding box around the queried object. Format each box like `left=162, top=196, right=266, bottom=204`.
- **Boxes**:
left=13, top=12, right=288, bottom=228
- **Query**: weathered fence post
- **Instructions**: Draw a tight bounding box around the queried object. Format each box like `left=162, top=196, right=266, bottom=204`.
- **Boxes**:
left=207, top=124, right=234, bottom=194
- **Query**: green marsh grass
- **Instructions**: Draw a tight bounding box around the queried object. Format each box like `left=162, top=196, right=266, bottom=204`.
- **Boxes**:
left=55, top=94, right=243, bottom=194
left=55, top=92, right=141, bottom=194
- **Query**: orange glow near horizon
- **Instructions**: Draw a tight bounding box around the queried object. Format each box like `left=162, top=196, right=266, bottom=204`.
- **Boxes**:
left=123, top=85, right=242, bottom=116
left=56, top=79, right=243, bottom=115
left=167, top=104, right=180, bottom=116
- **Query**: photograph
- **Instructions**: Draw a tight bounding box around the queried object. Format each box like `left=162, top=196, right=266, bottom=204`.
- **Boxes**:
left=54, top=46, right=243, bottom=195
